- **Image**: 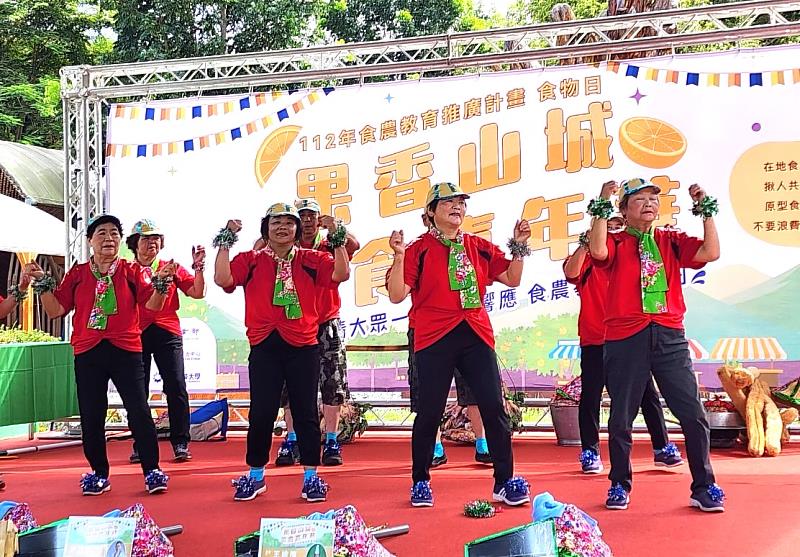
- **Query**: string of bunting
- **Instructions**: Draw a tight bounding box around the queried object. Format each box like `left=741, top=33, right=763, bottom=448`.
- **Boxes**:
left=106, top=87, right=334, bottom=158
left=111, top=87, right=333, bottom=121
left=606, top=60, right=800, bottom=87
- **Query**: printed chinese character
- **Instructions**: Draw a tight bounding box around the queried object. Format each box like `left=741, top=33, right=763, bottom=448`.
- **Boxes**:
left=297, top=163, right=353, bottom=223
left=528, top=284, right=546, bottom=304
left=338, top=319, right=347, bottom=340
left=339, top=129, right=356, bottom=147
left=551, top=279, right=569, bottom=300
left=421, top=109, right=439, bottom=130
left=350, top=317, right=367, bottom=337
left=584, top=75, right=602, bottom=95
left=370, top=313, right=388, bottom=333
left=351, top=237, right=393, bottom=306
left=791, top=220, right=799, bottom=230
left=400, top=115, right=418, bottom=135
left=766, top=221, right=775, bottom=231
left=545, top=101, right=614, bottom=173
left=777, top=200, right=788, bottom=211
left=380, top=120, right=398, bottom=140
left=559, top=78, right=580, bottom=98
left=764, top=181, right=775, bottom=192
left=462, top=213, right=494, bottom=241
left=777, top=181, right=787, bottom=191
left=500, top=289, right=517, bottom=309
left=776, top=161, right=786, bottom=172
left=765, top=201, right=775, bottom=211
left=374, top=143, right=434, bottom=216
left=484, top=291, right=495, bottom=312
left=506, top=88, right=525, bottom=108
left=764, top=162, right=774, bottom=172
left=442, top=103, right=460, bottom=125
left=778, top=221, right=788, bottom=231
left=537, top=81, right=557, bottom=102
left=651, top=175, right=680, bottom=228
left=360, top=125, right=376, bottom=144
left=789, top=161, right=798, bottom=171
left=521, top=193, right=584, bottom=260
left=753, top=221, right=763, bottom=231
left=791, top=200, right=799, bottom=210
left=458, top=123, right=521, bottom=194
left=485, top=93, right=502, bottom=113
left=464, top=98, right=482, bottom=119
left=790, top=180, right=798, bottom=190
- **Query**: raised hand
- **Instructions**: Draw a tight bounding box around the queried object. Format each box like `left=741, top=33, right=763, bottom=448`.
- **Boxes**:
left=24, top=262, right=45, bottom=280
left=513, top=220, right=531, bottom=243
left=389, top=230, right=405, bottom=255
left=226, top=219, right=243, bottom=234
left=600, top=180, right=619, bottom=200
left=318, top=215, right=337, bottom=230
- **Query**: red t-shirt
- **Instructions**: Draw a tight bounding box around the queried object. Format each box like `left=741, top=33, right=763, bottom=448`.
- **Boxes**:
left=593, top=228, right=705, bottom=341
left=225, top=248, right=337, bottom=347
left=403, top=232, right=510, bottom=351
left=54, top=260, right=154, bottom=354
left=137, top=261, right=195, bottom=336
left=299, top=238, right=344, bottom=324
left=563, top=252, right=608, bottom=347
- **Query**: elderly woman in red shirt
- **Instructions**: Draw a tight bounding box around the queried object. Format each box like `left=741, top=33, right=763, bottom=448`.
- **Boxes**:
left=588, top=178, right=723, bottom=512
left=126, top=219, right=207, bottom=464
left=26, top=214, right=175, bottom=496
left=387, top=182, right=532, bottom=508
left=214, top=203, right=350, bottom=503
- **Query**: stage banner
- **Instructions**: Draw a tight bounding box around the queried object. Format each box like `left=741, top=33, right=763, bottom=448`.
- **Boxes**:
left=107, top=46, right=800, bottom=390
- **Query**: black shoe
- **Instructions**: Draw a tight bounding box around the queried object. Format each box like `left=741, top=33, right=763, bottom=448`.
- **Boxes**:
left=129, top=450, right=141, bottom=464
left=431, top=453, right=448, bottom=467
left=275, top=439, right=301, bottom=466
left=322, top=438, right=343, bottom=466
left=475, top=451, right=492, bottom=464
left=173, top=443, right=192, bottom=462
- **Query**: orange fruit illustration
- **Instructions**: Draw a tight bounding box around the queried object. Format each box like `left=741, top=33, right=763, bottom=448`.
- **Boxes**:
left=254, top=125, right=301, bottom=187
left=619, top=117, right=686, bottom=169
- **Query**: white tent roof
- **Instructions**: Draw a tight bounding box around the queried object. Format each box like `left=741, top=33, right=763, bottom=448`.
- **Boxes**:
left=0, top=194, right=65, bottom=255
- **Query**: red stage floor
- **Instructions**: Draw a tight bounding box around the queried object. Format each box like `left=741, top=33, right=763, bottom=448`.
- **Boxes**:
left=2, top=433, right=799, bottom=556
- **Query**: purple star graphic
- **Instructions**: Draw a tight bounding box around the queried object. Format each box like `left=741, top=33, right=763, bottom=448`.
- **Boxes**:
left=630, top=88, right=646, bottom=104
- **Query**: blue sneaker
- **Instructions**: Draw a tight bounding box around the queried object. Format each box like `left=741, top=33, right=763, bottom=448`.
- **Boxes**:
left=654, top=443, right=684, bottom=468
left=232, top=475, right=267, bottom=501
left=144, top=469, right=169, bottom=494
left=690, top=483, right=725, bottom=512
left=80, top=472, right=111, bottom=496
left=302, top=475, right=329, bottom=502
left=275, top=439, right=300, bottom=467
left=579, top=449, right=604, bottom=474
left=492, top=476, right=530, bottom=506
left=410, top=481, right=433, bottom=507
left=606, top=483, right=629, bottom=510
left=322, top=438, right=343, bottom=466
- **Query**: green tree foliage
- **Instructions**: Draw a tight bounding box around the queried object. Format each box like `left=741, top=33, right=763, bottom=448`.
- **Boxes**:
left=0, top=0, right=111, bottom=146
left=110, top=0, right=325, bottom=62
left=508, top=0, right=605, bottom=24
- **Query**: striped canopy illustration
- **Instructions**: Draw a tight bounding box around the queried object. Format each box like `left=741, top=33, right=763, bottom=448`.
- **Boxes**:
left=549, top=340, right=581, bottom=360
left=710, top=337, right=787, bottom=361
left=687, top=339, right=709, bottom=361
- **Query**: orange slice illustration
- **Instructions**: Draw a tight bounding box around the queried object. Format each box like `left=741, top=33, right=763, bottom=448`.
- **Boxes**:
left=254, top=125, right=301, bottom=187
left=619, top=117, right=686, bottom=169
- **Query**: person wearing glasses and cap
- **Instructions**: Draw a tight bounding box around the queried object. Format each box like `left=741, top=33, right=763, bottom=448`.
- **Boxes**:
left=588, top=178, right=723, bottom=512
left=387, top=182, right=532, bottom=508
left=126, top=219, right=207, bottom=464
left=25, top=214, right=174, bottom=496
left=272, top=198, right=360, bottom=468
left=214, top=203, right=350, bottom=503
left=564, top=214, right=682, bottom=475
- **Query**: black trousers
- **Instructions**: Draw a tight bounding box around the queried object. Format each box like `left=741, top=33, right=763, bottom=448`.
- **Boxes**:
left=605, top=324, right=715, bottom=494
left=579, top=344, right=668, bottom=454
left=247, top=331, right=321, bottom=468
left=141, top=324, right=190, bottom=447
left=74, top=340, right=160, bottom=476
left=412, top=321, right=512, bottom=484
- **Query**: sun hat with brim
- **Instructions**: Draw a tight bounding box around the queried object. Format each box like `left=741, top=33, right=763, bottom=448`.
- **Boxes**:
left=266, top=202, right=301, bottom=220
left=620, top=178, right=661, bottom=198
left=294, top=199, right=322, bottom=214
left=131, top=219, right=162, bottom=236
left=425, top=182, right=470, bottom=207
left=86, top=214, right=122, bottom=238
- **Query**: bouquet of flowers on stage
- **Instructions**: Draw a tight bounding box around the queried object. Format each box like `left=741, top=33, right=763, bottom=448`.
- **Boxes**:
left=63, top=516, right=135, bottom=557
left=257, top=518, right=334, bottom=557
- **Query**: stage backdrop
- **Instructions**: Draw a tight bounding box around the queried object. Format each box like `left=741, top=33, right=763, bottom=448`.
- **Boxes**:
left=107, top=45, right=800, bottom=392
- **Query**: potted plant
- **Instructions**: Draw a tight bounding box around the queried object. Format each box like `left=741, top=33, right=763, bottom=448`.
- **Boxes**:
left=550, top=376, right=581, bottom=446
left=0, top=326, right=78, bottom=427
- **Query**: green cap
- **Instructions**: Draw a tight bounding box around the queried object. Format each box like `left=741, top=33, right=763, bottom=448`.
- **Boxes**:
left=425, top=182, right=470, bottom=207
left=266, top=202, right=300, bottom=219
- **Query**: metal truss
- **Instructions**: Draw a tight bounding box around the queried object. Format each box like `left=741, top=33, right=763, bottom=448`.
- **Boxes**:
left=61, top=0, right=800, bottom=267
